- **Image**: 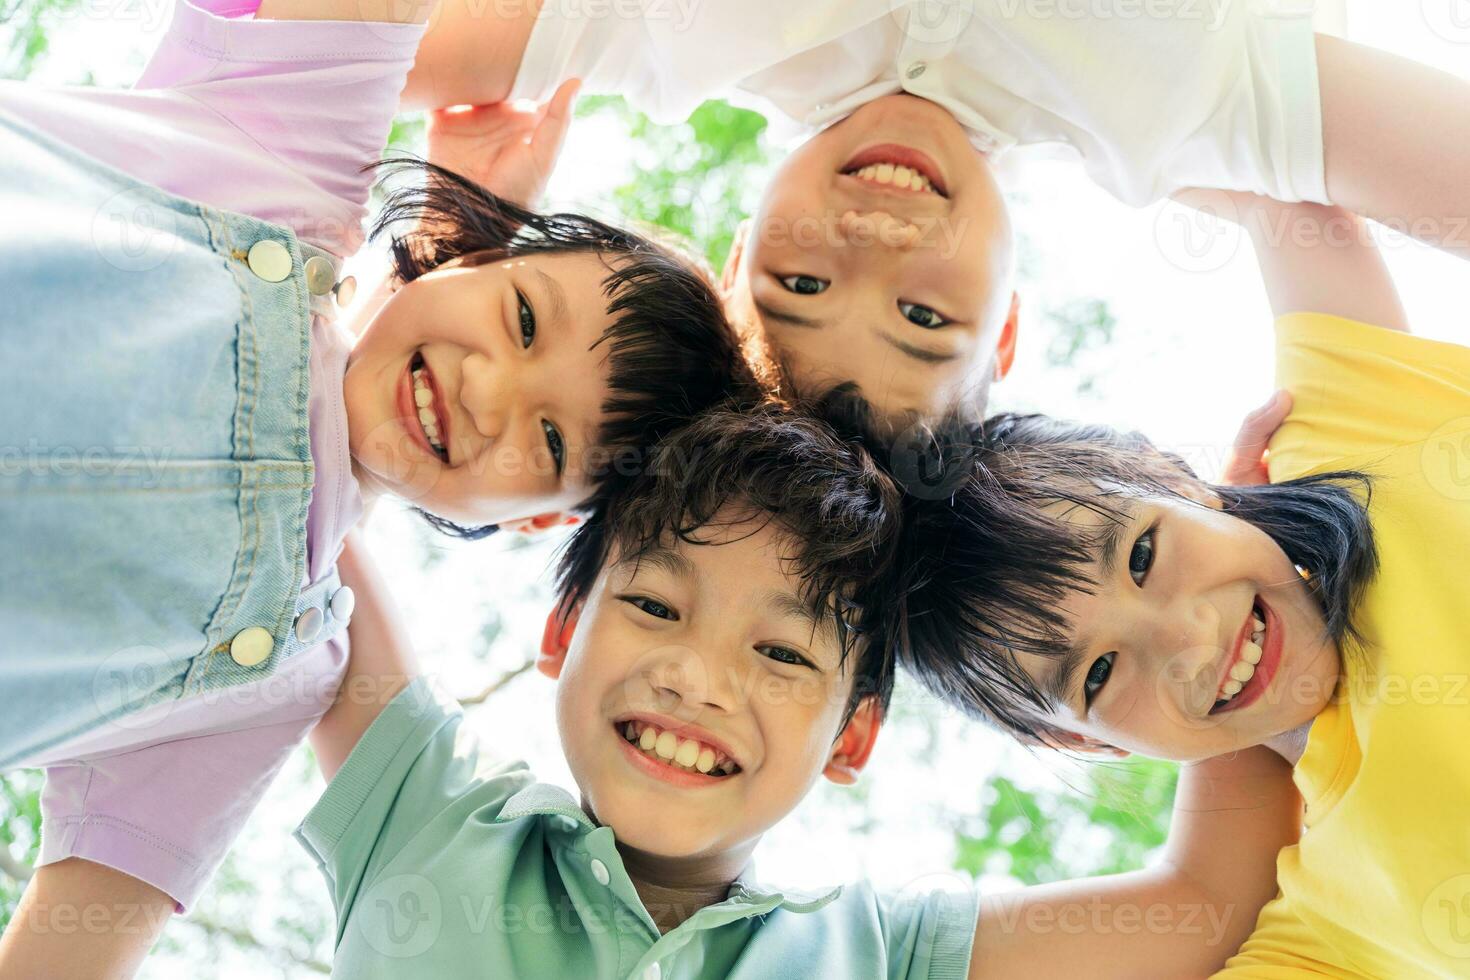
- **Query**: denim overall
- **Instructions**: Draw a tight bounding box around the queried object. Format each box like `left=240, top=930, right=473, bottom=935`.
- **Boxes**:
left=0, top=106, right=349, bottom=767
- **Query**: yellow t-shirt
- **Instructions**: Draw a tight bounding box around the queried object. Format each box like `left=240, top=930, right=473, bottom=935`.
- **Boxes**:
left=1215, top=314, right=1470, bottom=978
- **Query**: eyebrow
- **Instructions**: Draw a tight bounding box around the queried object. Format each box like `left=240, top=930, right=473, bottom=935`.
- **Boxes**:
left=617, top=546, right=697, bottom=582
left=1038, top=647, right=1086, bottom=711
left=877, top=331, right=960, bottom=365
left=536, top=269, right=570, bottom=329
left=761, top=588, right=839, bottom=652
left=752, top=298, right=826, bottom=330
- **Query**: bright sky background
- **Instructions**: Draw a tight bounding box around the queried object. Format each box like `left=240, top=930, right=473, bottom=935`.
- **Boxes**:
left=8, top=2, right=1470, bottom=975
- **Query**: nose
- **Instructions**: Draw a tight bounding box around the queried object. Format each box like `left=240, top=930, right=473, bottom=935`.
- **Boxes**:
left=839, top=209, right=924, bottom=250
left=644, top=641, right=741, bottom=718
left=1143, top=599, right=1224, bottom=716
left=458, top=351, right=509, bottom=442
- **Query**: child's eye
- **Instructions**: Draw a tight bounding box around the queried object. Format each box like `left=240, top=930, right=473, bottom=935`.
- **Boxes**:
left=759, top=644, right=815, bottom=669
left=623, top=596, right=676, bottom=621
left=517, top=289, right=536, bottom=347
left=778, top=274, right=828, bottom=296
left=1084, top=651, right=1114, bottom=703
left=1128, top=527, right=1157, bottom=586
left=898, top=301, right=949, bottom=329
left=542, top=420, right=565, bottom=476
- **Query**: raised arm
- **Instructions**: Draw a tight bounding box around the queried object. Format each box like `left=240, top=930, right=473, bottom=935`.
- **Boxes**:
left=1317, top=34, right=1470, bottom=263
left=309, top=526, right=421, bottom=780
left=969, top=746, right=1300, bottom=979
left=1174, top=190, right=1410, bottom=332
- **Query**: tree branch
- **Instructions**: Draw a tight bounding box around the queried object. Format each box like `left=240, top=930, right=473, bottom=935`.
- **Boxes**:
left=458, top=658, right=534, bottom=706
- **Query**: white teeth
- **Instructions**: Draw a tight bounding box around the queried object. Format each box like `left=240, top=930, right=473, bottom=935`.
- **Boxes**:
left=411, top=368, right=445, bottom=452
left=622, top=722, right=735, bottom=777
left=1241, top=641, right=1263, bottom=666
left=674, top=738, right=700, bottom=768
left=1222, top=679, right=1243, bottom=696
left=1252, top=615, right=1265, bottom=632
left=1229, top=658, right=1257, bottom=684
left=849, top=161, right=936, bottom=193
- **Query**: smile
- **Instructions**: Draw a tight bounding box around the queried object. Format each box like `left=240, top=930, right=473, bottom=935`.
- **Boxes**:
left=840, top=143, right=949, bottom=198
left=401, top=351, right=449, bottom=463
left=613, top=718, right=741, bottom=787
left=1208, top=596, right=1284, bottom=715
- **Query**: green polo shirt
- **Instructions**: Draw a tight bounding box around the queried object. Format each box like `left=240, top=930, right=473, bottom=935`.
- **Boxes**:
left=295, top=678, right=979, bottom=979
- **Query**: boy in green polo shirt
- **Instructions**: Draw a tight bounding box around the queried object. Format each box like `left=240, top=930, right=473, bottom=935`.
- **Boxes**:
left=299, top=404, right=1302, bottom=978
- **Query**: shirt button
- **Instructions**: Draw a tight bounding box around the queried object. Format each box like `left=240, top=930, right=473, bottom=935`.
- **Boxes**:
left=590, top=858, right=610, bottom=886
left=246, top=240, right=292, bottom=283
left=905, top=62, right=927, bottom=80
left=304, top=255, right=336, bottom=295
left=333, top=275, right=357, bottom=307
left=229, top=626, right=274, bottom=667
left=329, top=586, right=356, bottom=622
left=643, top=963, right=662, bottom=980
left=294, top=606, right=323, bottom=644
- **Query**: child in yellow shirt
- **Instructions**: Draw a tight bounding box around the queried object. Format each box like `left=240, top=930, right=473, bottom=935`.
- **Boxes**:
left=896, top=194, right=1470, bottom=976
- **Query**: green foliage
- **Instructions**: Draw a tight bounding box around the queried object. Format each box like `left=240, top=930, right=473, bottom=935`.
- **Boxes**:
left=576, top=95, right=773, bottom=273
left=1, top=0, right=83, bottom=80
left=954, top=758, right=1179, bottom=885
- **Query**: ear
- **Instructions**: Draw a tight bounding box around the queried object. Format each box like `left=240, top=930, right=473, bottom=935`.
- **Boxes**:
left=993, top=291, right=1021, bottom=382
left=719, top=219, right=752, bottom=297
left=500, top=512, right=583, bottom=535
left=537, top=599, right=581, bottom=680
left=824, top=696, right=884, bottom=786
left=1035, top=728, right=1130, bottom=758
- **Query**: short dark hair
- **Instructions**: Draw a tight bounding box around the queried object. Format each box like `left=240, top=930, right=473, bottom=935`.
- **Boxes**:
left=363, top=156, right=754, bottom=539
left=553, top=401, right=904, bottom=723
left=892, top=411, right=1379, bottom=744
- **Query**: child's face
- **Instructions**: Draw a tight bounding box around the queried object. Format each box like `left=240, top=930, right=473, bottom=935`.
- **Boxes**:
left=1021, top=494, right=1341, bottom=763
left=539, top=515, right=880, bottom=859
left=723, top=94, right=1018, bottom=422
left=343, top=252, right=614, bottom=527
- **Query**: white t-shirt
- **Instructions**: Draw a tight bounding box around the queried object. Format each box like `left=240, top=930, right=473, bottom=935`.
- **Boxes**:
left=510, top=0, right=1327, bottom=207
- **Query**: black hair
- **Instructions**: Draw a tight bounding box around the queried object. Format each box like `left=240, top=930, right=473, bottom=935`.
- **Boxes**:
left=553, top=400, right=904, bottom=724
left=361, top=155, right=754, bottom=538
left=892, top=411, right=1379, bottom=743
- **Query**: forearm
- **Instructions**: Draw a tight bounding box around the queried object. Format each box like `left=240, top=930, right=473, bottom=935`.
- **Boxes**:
left=1317, top=33, right=1470, bottom=262
left=0, top=859, right=173, bottom=980
left=398, top=0, right=543, bottom=111
left=971, top=748, right=1300, bottom=979
left=309, top=526, right=420, bottom=781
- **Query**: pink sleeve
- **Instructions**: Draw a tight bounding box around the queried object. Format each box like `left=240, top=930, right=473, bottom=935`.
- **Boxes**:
left=132, top=0, right=426, bottom=252
left=37, top=636, right=349, bottom=912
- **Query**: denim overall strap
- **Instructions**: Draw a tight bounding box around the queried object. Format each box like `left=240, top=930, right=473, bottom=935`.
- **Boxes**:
left=0, top=105, right=336, bottom=765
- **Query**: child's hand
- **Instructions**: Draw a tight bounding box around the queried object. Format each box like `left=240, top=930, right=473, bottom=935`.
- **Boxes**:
left=1220, top=390, right=1292, bottom=486
left=425, top=78, right=581, bottom=209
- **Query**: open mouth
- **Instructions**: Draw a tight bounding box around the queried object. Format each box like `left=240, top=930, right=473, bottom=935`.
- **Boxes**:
left=406, top=351, right=449, bottom=463
left=615, top=719, right=741, bottom=780
left=1208, top=597, right=1282, bottom=715
left=839, top=143, right=949, bottom=198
